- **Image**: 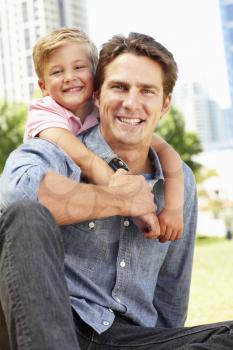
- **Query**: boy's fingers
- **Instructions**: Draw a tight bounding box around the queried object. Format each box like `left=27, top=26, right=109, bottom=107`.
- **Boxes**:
left=159, top=222, right=166, bottom=236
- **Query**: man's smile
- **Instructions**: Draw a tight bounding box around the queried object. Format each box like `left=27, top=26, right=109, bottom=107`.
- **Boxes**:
left=116, top=117, right=144, bottom=126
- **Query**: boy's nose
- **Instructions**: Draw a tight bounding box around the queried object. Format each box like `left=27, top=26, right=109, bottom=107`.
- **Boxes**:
left=63, top=71, right=76, bottom=82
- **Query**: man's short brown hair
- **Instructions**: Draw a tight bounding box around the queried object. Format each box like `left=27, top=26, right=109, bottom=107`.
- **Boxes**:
left=33, top=27, right=98, bottom=80
left=94, top=32, right=178, bottom=98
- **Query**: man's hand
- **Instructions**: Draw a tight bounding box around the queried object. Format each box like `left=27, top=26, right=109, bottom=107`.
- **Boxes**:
left=109, top=169, right=156, bottom=218
left=110, top=169, right=163, bottom=239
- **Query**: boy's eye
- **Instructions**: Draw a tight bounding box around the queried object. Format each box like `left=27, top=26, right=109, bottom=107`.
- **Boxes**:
left=75, top=65, right=85, bottom=70
left=51, top=70, right=62, bottom=75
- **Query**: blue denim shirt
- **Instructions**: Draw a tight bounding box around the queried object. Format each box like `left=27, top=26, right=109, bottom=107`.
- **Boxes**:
left=0, top=126, right=197, bottom=334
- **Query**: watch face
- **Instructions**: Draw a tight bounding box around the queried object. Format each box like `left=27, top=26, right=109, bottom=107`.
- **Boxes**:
left=109, top=158, right=128, bottom=172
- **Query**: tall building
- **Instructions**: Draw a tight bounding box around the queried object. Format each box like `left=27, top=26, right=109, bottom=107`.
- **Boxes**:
left=219, top=0, right=233, bottom=107
left=173, top=81, right=223, bottom=147
left=0, top=0, right=87, bottom=103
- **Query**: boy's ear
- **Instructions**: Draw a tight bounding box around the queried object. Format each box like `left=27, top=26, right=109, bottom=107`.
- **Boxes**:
left=161, top=94, right=172, bottom=116
left=93, top=91, right=100, bottom=108
left=38, top=80, right=48, bottom=97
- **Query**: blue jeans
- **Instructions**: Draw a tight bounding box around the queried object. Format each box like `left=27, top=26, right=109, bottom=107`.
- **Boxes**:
left=0, top=200, right=233, bottom=350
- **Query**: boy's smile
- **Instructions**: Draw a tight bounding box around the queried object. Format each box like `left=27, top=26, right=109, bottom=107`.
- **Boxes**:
left=39, top=42, right=94, bottom=121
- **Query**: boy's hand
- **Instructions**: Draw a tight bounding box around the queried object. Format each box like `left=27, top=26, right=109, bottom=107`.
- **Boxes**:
left=158, top=208, right=184, bottom=243
left=134, top=213, right=161, bottom=240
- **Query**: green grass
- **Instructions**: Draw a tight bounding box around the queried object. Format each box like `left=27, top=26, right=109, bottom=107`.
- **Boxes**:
left=186, top=237, right=233, bottom=326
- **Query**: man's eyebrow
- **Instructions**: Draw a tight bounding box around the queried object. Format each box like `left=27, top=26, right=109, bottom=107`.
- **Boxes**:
left=107, top=80, right=128, bottom=85
left=139, top=83, right=161, bottom=92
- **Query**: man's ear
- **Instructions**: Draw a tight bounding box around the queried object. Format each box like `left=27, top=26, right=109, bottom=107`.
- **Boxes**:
left=38, top=80, right=48, bottom=97
left=93, top=91, right=100, bottom=108
left=161, top=94, right=172, bottom=116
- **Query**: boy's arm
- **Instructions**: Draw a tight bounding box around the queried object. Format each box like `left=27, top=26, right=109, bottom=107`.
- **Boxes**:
left=27, top=98, right=113, bottom=185
left=39, top=128, right=113, bottom=185
left=151, top=133, right=184, bottom=241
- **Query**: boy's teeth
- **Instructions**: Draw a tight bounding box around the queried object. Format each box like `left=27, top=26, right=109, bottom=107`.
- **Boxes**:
left=119, top=117, right=141, bottom=125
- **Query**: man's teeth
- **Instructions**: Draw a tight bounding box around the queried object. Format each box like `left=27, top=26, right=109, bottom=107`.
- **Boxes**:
left=118, top=117, right=142, bottom=125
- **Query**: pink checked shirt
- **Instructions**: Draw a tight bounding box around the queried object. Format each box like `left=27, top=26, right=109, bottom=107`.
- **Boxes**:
left=24, top=96, right=99, bottom=141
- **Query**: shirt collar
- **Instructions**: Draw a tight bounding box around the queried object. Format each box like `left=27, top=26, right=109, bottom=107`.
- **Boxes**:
left=82, top=126, right=164, bottom=183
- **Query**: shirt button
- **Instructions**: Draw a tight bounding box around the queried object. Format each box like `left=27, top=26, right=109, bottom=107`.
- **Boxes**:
left=109, top=308, right=113, bottom=313
left=120, top=260, right=126, bottom=268
left=88, top=221, right=95, bottom=229
left=123, top=220, right=130, bottom=227
left=116, top=297, right=121, bottom=303
left=103, top=321, right=109, bottom=326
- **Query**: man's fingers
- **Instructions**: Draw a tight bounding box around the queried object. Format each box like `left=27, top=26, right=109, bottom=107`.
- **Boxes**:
left=114, top=168, right=128, bottom=176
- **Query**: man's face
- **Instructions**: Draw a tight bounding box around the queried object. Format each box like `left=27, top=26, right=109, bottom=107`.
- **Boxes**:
left=95, top=53, right=171, bottom=149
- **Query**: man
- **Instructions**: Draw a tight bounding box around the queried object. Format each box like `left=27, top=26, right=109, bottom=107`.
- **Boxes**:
left=0, top=32, right=232, bottom=350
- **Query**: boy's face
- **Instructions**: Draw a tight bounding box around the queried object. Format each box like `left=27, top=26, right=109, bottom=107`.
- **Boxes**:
left=39, top=42, right=94, bottom=118
left=95, top=53, right=171, bottom=149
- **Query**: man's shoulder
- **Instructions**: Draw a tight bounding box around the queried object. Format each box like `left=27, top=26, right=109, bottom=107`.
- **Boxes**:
left=182, top=162, right=197, bottom=205
left=3, top=138, right=74, bottom=171
left=183, top=162, right=196, bottom=185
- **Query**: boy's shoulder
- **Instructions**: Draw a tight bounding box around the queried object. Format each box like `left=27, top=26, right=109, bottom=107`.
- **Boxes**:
left=30, top=96, right=64, bottom=111
left=29, top=96, right=71, bottom=119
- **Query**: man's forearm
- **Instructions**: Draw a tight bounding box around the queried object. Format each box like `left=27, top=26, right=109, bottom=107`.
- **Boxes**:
left=39, top=171, right=156, bottom=226
left=39, top=172, right=122, bottom=225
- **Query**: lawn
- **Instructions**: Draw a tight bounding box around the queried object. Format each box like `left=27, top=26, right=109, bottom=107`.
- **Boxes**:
left=186, top=237, right=233, bottom=326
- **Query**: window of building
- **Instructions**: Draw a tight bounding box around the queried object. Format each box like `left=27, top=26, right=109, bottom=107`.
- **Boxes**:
left=226, top=4, right=233, bottom=21
left=29, top=82, right=35, bottom=98
left=24, top=28, right=30, bottom=50
left=0, top=37, right=3, bottom=58
left=22, top=2, right=28, bottom=22
left=35, top=25, right=40, bottom=40
left=26, top=55, right=33, bottom=77
left=58, top=0, right=65, bottom=26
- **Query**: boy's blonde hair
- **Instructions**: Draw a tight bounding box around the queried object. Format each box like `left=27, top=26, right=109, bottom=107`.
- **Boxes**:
left=33, top=27, right=98, bottom=80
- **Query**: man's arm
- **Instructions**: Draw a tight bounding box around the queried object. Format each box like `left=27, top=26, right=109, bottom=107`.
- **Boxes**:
left=39, top=170, right=156, bottom=226
left=0, top=140, right=157, bottom=232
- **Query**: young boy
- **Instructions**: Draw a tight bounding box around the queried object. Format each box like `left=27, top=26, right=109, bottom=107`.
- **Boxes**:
left=24, top=27, right=183, bottom=241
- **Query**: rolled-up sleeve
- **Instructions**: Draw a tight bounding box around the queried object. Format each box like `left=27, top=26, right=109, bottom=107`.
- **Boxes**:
left=0, top=138, right=81, bottom=212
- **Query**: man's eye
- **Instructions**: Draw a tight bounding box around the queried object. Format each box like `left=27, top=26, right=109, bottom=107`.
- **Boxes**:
left=112, top=85, right=125, bottom=91
left=143, top=89, right=154, bottom=95
left=75, top=65, right=85, bottom=70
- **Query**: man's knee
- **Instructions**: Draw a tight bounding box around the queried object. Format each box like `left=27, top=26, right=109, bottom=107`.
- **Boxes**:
left=0, top=199, right=59, bottom=245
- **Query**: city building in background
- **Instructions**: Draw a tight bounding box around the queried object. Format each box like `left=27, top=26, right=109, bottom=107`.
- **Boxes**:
left=219, top=0, right=233, bottom=107
left=215, top=0, right=233, bottom=142
left=173, top=82, right=223, bottom=147
left=0, top=0, right=87, bottom=103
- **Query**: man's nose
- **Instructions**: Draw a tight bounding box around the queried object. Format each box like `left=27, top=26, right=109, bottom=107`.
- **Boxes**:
left=122, top=89, right=141, bottom=109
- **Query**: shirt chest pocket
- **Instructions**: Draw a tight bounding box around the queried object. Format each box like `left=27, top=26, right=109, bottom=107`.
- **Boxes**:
left=62, top=218, right=120, bottom=273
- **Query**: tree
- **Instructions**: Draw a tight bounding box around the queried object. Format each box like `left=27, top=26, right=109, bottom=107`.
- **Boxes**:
left=156, top=106, right=203, bottom=176
left=0, top=100, right=27, bottom=173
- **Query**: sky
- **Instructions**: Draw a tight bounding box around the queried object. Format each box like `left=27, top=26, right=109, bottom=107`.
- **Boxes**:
left=87, top=0, right=230, bottom=108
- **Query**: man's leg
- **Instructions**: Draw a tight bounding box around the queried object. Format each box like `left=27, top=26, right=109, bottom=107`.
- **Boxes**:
left=74, top=313, right=233, bottom=350
left=0, top=200, right=80, bottom=350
